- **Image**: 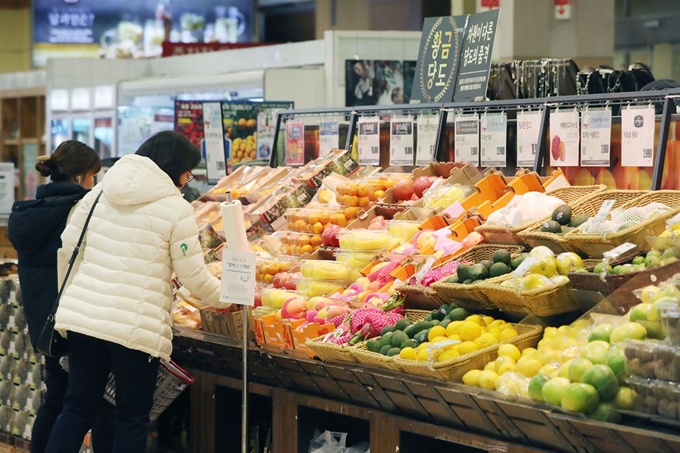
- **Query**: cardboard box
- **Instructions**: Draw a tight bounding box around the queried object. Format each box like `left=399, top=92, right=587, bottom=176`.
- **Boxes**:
left=259, top=314, right=290, bottom=350
left=290, top=321, right=336, bottom=358
left=200, top=308, right=255, bottom=341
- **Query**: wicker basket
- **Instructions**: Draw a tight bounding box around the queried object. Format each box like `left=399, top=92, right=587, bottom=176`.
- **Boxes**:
left=475, top=185, right=607, bottom=246
left=478, top=274, right=579, bottom=316
left=518, top=190, right=649, bottom=256
left=397, top=284, right=447, bottom=309
left=567, top=190, right=680, bottom=258
left=349, top=338, right=403, bottom=371
left=393, top=323, right=542, bottom=381
left=305, top=338, right=359, bottom=364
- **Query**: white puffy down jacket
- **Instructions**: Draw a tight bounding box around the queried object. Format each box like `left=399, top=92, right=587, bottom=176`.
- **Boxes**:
left=55, top=154, right=226, bottom=361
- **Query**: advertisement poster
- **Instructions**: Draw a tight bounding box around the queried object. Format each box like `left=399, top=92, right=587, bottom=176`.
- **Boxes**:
left=174, top=101, right=204, bottom=151
left=389, top=118, right=414, bottom=166
left=203, top=102, right=226, bottom=183
left=0, top=164, right=14, bottom=214
left=319, top=121, right=340, bottom=157
left=480, top=112, right=506, bottom=168
left=32, top=0, right=253, bottom=67
left=222, top=102, right=256, bottom=164
left=285, top=120, right=305, bottom=166
left=454, top=114, right=479, bottom=166
left=580, top=109, right=611, bottom=167
left=516, top=111, right=542, bottom=168
left=256, top=102, right=293, bottom=161
left=454, top=9, right=499, bottom=102
left=416, top=114, right=439, bottom=165
left=357, top=117, right=381, bottom=166
left=621, top=107, right=655, bottom=167
left=549, top=110, right=580, bottom=167
left=345, top=60, right=416, bottom=106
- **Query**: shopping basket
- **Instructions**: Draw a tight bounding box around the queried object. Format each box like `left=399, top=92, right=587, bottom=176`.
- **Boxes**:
left=103, top=360, right=194, bottom=421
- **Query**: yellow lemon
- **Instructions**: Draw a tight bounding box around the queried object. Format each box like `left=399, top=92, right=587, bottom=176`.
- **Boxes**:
left=428, top=326, right=447, bottom=342
left=499, top=328, right=519, bottom=342
left=497, top=362, right=516, bottom=375
left=447, top=334, right=462, bottom=342
left=399, top=347, right=417, bottom=360
left=572, top=319, right=592, bottom=332
left=457, top=341, right=479, bottom=355
left=478, top=370, right=499, bottom=390
left=489, top=319, right=506, bottom=329
left=482, top=316, right=495, bottom=326
left=461, top=322, right=482, bottom=341
left=484, top=362, right=496, bottom=372
left=438, top=349, right=460, bottom=362
left=416, top=349, right=430, bottom=361
left=495, top=355, right=516, bottom=372
left=537, top=347, right=560, bottom=365
left=430, top=336, right=450, bottom=346
left=488, top=327, right=503, bottom=339
left=475, top=333, right=498, bottom=349
left=521, top=347, right=538, bottom=358
left=465, top=315, right=484, bottom=325
left=539, top=362, right=561, bottom=379
left=515, top=358, right=542, bottom=378
left=557, top=325, right=572, bottom=337
left=446, top=321, right=464, bottom=336
left=543, top=326, right=558, bottom=338
left=498, top=344, right=521, bottom=362
left=462, top=369, right=482, bottom=386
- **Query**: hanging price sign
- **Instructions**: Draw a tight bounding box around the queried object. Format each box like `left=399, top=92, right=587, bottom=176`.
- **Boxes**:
left=202, top=102, right=227, bottom=184
left=480, top=112, right=507, bottom=167
left=516, top=111, right=542, bottom=168
left=358, top=117, right=381, bottom=166
left=285, top=120, right=305, bottom=166
left=580, top=109, right=611, bottom=167
left=416, top=114, right=439, bottom=165
left=454, top=114, right=479, bottom=166
left=390, top=118, right=414, bottom=165
left=319, top=120, right=339, bottom=157
left=549, top=110, right=580, bottom=167
left=621, top=107, right=655, bottom=167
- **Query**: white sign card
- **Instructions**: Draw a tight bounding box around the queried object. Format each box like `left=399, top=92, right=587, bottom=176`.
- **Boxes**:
left=454, top=114, right=479, bottom=166
left=319, top=120, right=339, bottom=157
left=202, top=102, right=227, bottom=184
left=480, top=112, right=507, bottom=167
left=358, top=117, right=381, bottom=166
left=0, top=164, right=14, bottom=214
left=549, top=110, right=580, bottom=167
left=621, top=106, right=655, bottom=167
left=416, top=114, right=438, bottom=165
left=516, top=111, right=542, bottom=168
left=220, top=248, right=257, bottom=306
left=71, top=88, right=91, bottom=111
left=580, top=109, right=612, bottom=167
left=389, top=118, right=414, bottom=166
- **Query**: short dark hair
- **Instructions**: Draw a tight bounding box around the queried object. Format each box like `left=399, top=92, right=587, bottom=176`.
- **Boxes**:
left=135, top=131, right=201, bottom=186
left=36, top=141, right=101, bottom=182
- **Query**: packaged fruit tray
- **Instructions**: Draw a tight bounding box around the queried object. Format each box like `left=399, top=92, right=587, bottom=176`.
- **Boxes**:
left=624, top=376, right=680, bottom=420
left=388, top=220, right=421, bottom=241
left=622, top=340, right=680, bottom=382
left=285, top=207, right=349, bottom=232
left=663, top=306, right=680, bottom=346
left=567, top=190, right=680, bottom=259
left=393, top=323, right=542, bottom=381
left=300, top=260, right=354, bottom=282
left=296, top=279, right=346, bottom=298
left=478, top=274, right=578, bottom=316
left=270, top=231, right=323, bottom=256
left=476, top=185, right=607, bottom=246
left=261, top=288, right=301, bottom=310
left=256, top=256, right=298, bottom=284
left=335, top=251, right=381, bottom=269
left=338, top=229, right=394, bottom=252
left=517, top=189, right=648, bottom=255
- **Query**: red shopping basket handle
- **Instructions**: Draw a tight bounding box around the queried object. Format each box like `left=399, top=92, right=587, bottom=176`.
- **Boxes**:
left=161, top=360, right=195, bottom=385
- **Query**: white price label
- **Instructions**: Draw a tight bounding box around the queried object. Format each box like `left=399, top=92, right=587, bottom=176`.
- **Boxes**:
left=603, top=242, right=637, bottom=260
left=549, top=110, right=580, bottom=167
left=358, top=117, right=381, bottom=166
left=220, top=249, right=257, bottom=306
left=516, top=111, right=542, bottom=168
left=389, top=118, right=414, bottom=165
left=594, top=199, right=616, bottom=223
left=416, top=114, right=439, bottom=165
left=319, top=120, right=339, bottom=157
left=202, top=102, right=227, bottom=184
left=454, top=114, right=479, bottom=166
left=480, top=112, right=507, bottom=168
left=580, top=109, right=612, bottom=167
left=0, top=163, right=14, bottom=214
left=511, top=256, right=537, bottom=278
left=621, top=107, right=655, bottom=167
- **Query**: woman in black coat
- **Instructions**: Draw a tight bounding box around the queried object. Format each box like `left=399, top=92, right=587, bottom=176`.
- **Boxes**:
left=8, top=141, right=113, bottom=453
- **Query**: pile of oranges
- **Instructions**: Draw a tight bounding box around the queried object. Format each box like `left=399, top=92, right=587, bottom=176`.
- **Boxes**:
left=285, top=208, right=348, bottom=233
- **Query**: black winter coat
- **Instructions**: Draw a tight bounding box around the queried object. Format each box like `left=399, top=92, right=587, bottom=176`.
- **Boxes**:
left=8, top=183, right=89, bottom=349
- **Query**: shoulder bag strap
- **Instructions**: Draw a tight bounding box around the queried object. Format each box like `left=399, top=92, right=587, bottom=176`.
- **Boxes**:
left=47, top=190, right=103, bottom=320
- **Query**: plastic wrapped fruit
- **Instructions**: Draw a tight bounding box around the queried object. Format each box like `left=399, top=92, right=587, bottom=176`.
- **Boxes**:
left=261, top=288, right=301, bottom=309
left=271, top=231, right=323, bottom=256
left=296, top=279, right=345, bottom=298
left=335, top=251, right=379, bottom=269
left=300, top=260, right=350, bottom=281
left=422, top=184, right=471, bottom=211
left=285, top=207, right=348, bottom=232
left=388, top=220, right=421, bottom=241
left=256, top=257, right=298, bottom=285
left=338, top=230, right=392, bottom=251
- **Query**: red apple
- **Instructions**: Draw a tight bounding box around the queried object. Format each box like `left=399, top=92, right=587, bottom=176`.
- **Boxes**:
left=322, top=224, right=343, bottom=247
left=393, top=179, right=414, bottom=201
left=413, top=176, right=434, bottom=198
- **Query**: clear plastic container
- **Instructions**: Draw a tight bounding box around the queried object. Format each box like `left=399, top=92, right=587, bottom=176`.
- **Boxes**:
left=296, top=279, right=346, bottom=298
left=300, top=260, right=351, bottom=281
left=270, top=231, right=323, bottom=256
left=285, top=207, right=348, bottom=232
left=625, top=376, right=680, bottom=420
left=662, top=307, right=680, bottom=346
left=261, top=288, right=302, bottom=309
left=387, top=220, right=421, bottom=241
left=335, top=251, right=379, bottom=269
left=338, top=229, right=392, bottom=251
left=622, top=340, right=680, bottom=382
left=256, top=256, right=299, bottom=284
left=422, top=183, right=473, bottom=211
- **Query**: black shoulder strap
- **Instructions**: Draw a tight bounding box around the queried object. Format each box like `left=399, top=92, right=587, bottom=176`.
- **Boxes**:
left=47, top=191, right=103, bottom=320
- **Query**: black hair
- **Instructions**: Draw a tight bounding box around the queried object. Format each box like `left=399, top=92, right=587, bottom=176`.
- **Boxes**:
left=36, top=141, right=101, bottom=182
left=135, top=131, right=201, bottom=186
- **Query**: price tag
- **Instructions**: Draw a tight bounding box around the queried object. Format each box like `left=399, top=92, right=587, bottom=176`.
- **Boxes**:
left=594, top=199, right=616, bottom=223
left=480, top=112, right=507, bottom=167
left=511, top=256, right=537, bottom=278
left=621, top=107, right=655, bottom=167
left=549, top=110, right=580, bottom=167
left=202, top=102, right=227, bottom=184
left=319, top=120, right=339, bottom=157
left=603, top=243, right=637, bottom=260
left=358, top=117, right=380, bottom=166
left=443, top=201, right=465, bottom=219
left=390, top=118, right=414, bottom=165
left=220, top=249, right=257, bottom=306
left=454, top=114, right=479, bottom=166
left=285, top=120, right=305, bottom=166
left=416, top=114, right=439, bottom=165
left=580, top=109, right=611, bottom=167
left=516, top=111, right=542, bottom=167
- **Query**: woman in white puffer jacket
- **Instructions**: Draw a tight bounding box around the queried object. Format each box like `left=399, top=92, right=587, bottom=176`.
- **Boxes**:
left=47, top=131, right=228, bottom=453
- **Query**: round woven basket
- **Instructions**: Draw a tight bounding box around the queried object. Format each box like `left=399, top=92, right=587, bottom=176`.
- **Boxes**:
left=477, top=275, right=578, bottom=316
left=305, top=338, right=358, bottom=363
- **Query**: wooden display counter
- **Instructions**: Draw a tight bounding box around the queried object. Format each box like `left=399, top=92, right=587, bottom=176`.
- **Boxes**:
left=173, top=328, right=680, bottom=453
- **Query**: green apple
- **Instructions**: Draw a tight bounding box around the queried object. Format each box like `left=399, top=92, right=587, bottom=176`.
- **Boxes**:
left=542, top=377, right=571, bottom=406
left=528, top=373, right=551, bottom=402
left=580, top=341, right=610, bottom=365
left=555, top=252, right=584, bottom=275
left=610, top=322, right=647, bottom=343
left=568, top=358, right=594, bottom=383
left=561, top=383, right=600, bottom=414
left=593, top=263, right=613, bottom=274
left=582, top=365, right=619, bottom=402
left=528, top=256, right=557, bottom=278
left=588, top=323, right=614, bottom=343
left=646, top=250, right=662, bottom=259
left=632, top=256, right=645, bottom=266
left=644, top=255, right=661, bottom=268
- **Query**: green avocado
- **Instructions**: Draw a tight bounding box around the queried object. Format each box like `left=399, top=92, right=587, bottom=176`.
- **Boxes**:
left=552, top=205, right=572, bottom=226
left=480, top=259, right=494, bottom=270
left=379, top=345, right=392, bottom=355
left=469, top=263, right=489, bottom=281
left=541, top=219, right=562, bottom=233
left=379, top=332, right=394, bottom=348
left=366, top=340, right=381, bottom=353
left=490, top=262, right=512, bottom=278
left=457, top=264, right=471, bottom=282
left=391, top=331, right=409, bottom=347
left=569, top=213, right=589, bottom=228
left=394, top=318, right=412, bottom=331
left=386, top=347, right=401, bottom=357
left=510, top=253, right=528, bottom=270
left=492, top=249, right=512, bottom=266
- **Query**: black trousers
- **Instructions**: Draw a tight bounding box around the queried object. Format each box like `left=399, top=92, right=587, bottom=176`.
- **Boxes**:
left=45, top=333, right=159, bottom=453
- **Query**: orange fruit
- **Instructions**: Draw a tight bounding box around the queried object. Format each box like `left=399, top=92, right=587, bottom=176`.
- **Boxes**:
left=308, top=213, right=320, bottom=224
left=346, top=185, right=358, bottom=196
left=357, top=186, right=369, bottom=197
left=310, top=235, right=323, bottom=246
left=298, top=234, right=311, bottom=246
left=294, top=219, right=306, bottom=232
left=319, top=212, right=331, bottom=224
left=344, top=195, right=359, bottom=207
left=344, top=206, right=361, bottom=219
left=312, top=222, right=324, bottom=234
left=263, top=274, right=274, bottom=284
left=300, top=244, right=314, bottom=255
left=358, top=197, right=370, bottom=207
left=333, top=213, right=348, bottom=227
left=373, top=190, right=386, bottom=200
